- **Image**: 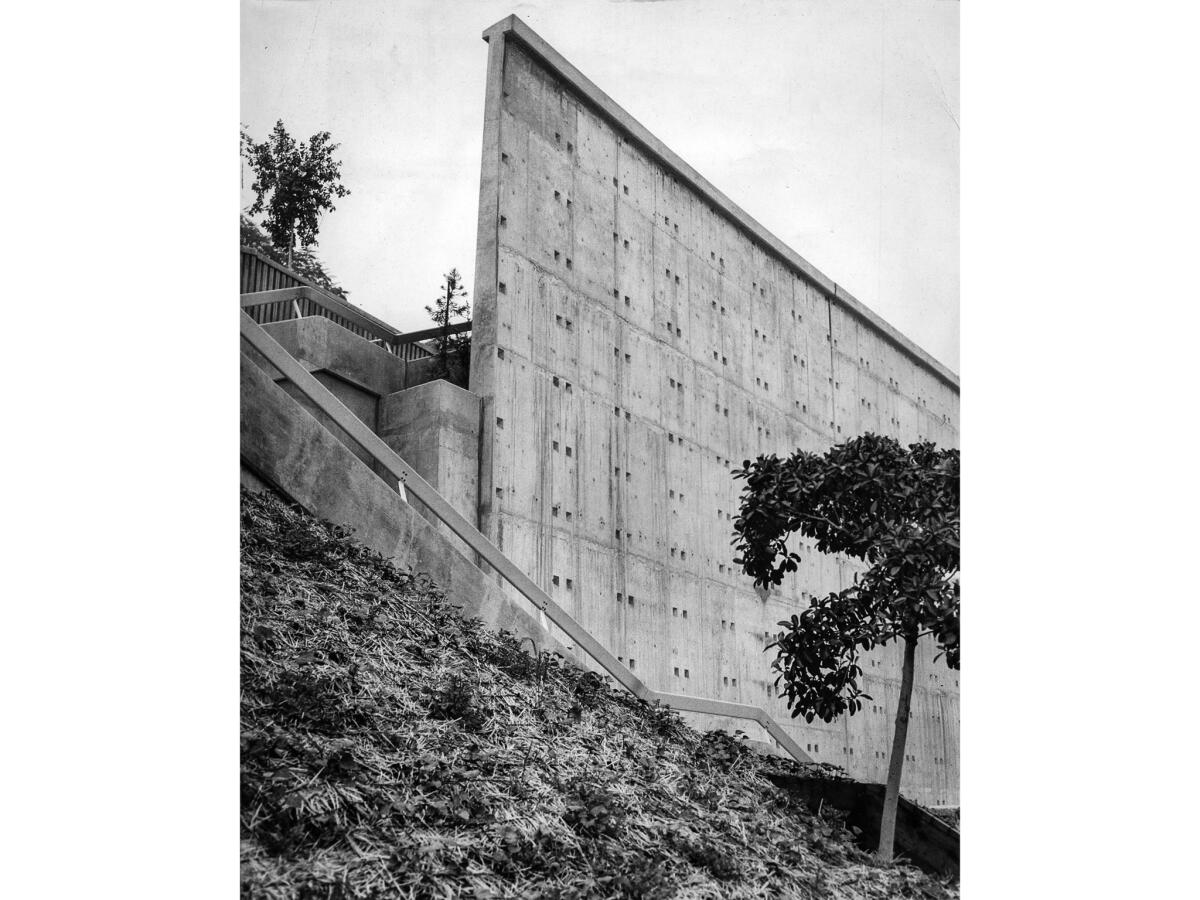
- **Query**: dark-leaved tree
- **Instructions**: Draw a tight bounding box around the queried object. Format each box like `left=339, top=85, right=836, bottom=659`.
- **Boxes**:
left=241, top=120, right=350, bottom=267
left=732, top=434, right=959, bottom=862
left=424, top=269, right=471, bottom=385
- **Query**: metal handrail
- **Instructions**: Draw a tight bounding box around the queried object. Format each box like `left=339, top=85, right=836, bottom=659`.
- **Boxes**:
left=241, top=311, right=812, bottom=765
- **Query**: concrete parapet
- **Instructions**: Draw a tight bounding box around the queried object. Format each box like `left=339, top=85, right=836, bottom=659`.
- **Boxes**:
left=261, top=317, right=408, bottom=476
left=403, top=356, right=440, bottom=389
left=263, top=317, right=408, bottom=395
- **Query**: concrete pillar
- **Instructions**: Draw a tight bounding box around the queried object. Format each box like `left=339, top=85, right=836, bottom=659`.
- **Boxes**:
left=379, top=380, right=482, bottom=558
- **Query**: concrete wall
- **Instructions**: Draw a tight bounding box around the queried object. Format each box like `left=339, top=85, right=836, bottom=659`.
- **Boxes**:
left=253, top=317, right=485, bottom=553
left=241, top=348, right=563, bottom=653
left=469, top=17, right=959, bottom=805
left=258, top=318, right=404, bottom=472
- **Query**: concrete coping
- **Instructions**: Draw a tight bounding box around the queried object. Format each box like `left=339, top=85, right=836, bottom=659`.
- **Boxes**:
left=482, top=15, right=959, bottom=392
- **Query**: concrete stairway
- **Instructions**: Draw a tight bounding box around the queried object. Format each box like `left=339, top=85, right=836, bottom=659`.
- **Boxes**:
left=240, top=317, right=562, bottom=650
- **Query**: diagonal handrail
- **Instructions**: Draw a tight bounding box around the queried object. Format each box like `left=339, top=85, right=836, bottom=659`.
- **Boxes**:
left=241, top=311, right=812, bottom=765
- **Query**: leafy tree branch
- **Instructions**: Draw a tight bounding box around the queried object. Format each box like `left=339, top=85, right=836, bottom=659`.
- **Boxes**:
left=733, top=433, right=959, bottom=861
left=241, top=120, right=350, bottom=267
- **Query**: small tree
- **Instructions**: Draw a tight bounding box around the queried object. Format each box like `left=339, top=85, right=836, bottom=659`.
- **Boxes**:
left=241, top=120, right=350, bottom=267
left=732, top=434, right=959, bottom=862
left=424, top=269, right=471, bottom=384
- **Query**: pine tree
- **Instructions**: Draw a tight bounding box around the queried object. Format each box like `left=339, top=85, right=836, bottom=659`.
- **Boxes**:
left=424, top=269, right=471, bottom=384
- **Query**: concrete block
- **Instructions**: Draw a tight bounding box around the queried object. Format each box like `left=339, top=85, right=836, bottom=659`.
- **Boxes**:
left=262, top=316, right=408, bottom=395
left=379, top=380, right=482, bottom=558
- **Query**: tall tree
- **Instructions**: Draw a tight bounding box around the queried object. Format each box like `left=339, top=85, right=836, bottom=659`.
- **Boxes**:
left=732, top=434, right=959, bottom=862
left=424, top=269, right=471, bottom=385
left=241, top=120, right=350, bottom=267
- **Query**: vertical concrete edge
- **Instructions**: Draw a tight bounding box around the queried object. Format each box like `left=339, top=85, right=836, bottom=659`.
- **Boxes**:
left=470, top=19, right=508, bottom=547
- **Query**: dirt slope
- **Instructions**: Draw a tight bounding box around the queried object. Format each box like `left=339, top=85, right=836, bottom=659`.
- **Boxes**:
left=240, top=488, right=958, bottom=899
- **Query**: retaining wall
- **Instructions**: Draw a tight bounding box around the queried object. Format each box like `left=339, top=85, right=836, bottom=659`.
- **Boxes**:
left=240, top=342, right=560, bottom=651
left=468, top=16, right=959, bottom=805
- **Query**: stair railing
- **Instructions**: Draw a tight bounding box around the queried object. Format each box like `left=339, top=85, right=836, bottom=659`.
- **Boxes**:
left=242, top=286, right=467, bottom=362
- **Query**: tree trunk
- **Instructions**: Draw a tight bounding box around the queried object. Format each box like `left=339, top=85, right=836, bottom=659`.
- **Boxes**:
left=440, top=281, right=451, bottom=376
left=877, top=631, right=917, bottom=863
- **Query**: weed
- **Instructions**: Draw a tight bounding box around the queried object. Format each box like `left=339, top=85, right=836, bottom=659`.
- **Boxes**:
left=694, top=729, right=751, bottom=771
left=563, top=781, right=626, bottom=839
left=426, top=673, right=488, bottom=731
left=240, top=487, right=960, bottom=899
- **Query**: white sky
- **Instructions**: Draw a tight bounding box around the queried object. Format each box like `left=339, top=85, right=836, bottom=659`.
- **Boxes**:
left=241, top=0, right=959, bottom=372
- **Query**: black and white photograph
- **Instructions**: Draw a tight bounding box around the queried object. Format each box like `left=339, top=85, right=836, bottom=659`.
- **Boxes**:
left=238, top=2, right=958, bottom=896
left=12, top=1, right=1200, bottom=898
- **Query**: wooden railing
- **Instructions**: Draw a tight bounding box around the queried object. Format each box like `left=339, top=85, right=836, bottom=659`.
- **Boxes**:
left=241, top=246, right=314, bottom=295
left=241, top=247, right=471, bottom=362
left=240, top=310, right=813, bottom=766
left=240, top=285, right=463, bottom=363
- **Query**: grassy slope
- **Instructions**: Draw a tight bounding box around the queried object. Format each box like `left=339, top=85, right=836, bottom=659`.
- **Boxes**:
left=241, top=488, right=958, bottom=900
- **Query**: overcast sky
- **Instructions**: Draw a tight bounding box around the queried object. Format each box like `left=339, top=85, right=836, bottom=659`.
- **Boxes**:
left=241, top=0, right=959, bottom=372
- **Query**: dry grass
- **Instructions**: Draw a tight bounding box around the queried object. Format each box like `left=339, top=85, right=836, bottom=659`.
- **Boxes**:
left=241, top=488, right=959, bottom=899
